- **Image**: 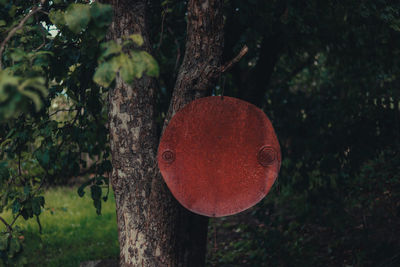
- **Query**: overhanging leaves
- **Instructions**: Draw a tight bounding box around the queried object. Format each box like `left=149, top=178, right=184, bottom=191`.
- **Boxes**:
left=90, top=2, right=113, bottom=28
left=93, top=44, right=159, bottom=87
left=64, top=4, right=90, bottom=34
left=93, top=60, right=118, bottom=87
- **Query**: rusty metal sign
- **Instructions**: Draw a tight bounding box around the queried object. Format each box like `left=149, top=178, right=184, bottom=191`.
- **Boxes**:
left=158, top=96, right=281, bottom=217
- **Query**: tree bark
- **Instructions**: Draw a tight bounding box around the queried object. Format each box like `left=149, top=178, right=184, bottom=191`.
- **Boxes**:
left=107, top=0, right=224, bottom=266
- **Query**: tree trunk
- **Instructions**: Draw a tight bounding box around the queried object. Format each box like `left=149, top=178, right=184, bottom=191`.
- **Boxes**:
left=107, top=0, right=224, bottom=266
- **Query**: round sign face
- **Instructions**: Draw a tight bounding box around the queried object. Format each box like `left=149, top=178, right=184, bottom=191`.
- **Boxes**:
left=158, top=96, right=281, bottom=217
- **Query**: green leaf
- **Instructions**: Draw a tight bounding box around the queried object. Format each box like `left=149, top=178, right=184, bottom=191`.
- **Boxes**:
left=89, top=2, right=112, bottom=27
left=130, top=51, right=147, bottom=79
left=18, top=89, right=42, bottom=111
left=16, top=77, right=48, bottom=112
left=94, top=199, right=102, bottom=215
left=91, top=185, right=102, bottom=215
left=140, top=51, right=159, bottom=77
left=10, top=48, right=25, bottom=62
left=21, top=201, right=33, bottom=220
left=32, top=197, right=44, bottom=216
left=119, top=51, right=158, bottom=82
left=77, top=184, right=86, bottom=197
left=23, top=186, right=30, bottom=196
left=77, top=179, right=94, bottom=197
left=12, top=200, right=20, bottom=214
left=64, top=4, right=90, bottom=34
left=100, top=41, right=122, bottom=61
left=119, top=54, right=137, bottom=84
left=48, top=10, right=65, bottom=28
left=0, top=69, right=19, bottom=98
left=93, top=62, right=116, bottom=87
left=128, top=34, right=144, bottom=46
left=87, top=3, right=112, bottom=41
left=29, top=50, right=54, bottom=59
left=78, top=185, right=86, bottom=197
left=93, top=56, right=122, bottom=87
left=91, top=185, right=102, bottom=200
left=35, top=149, right=49, bottom=166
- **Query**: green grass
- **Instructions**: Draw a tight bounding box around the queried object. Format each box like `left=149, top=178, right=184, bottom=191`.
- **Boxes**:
left=0, top=187, right=119, bottom=266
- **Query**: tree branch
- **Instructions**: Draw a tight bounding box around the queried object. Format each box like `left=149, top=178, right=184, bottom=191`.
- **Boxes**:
left=36, top=215, right=42, bottom=234
left=49, top=108, right=78, bottom=117
left=155, top=1, right=225, bottom=265
left=164, top=0, right=225, bottom=125
left=0, top=5, right=43, bottom=69
left=9, top=214, right=20, bottom=229
left=220, top=45, right=248, bottom=73
left=157, top=4, right=167, bottom=51
left=148, top=1, right=226, bottom=265
left=0, top=216, right=12, bottom=232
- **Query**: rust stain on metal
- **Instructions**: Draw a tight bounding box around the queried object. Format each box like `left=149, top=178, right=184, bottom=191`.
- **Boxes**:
left=158, top=96, right=281, bottom=217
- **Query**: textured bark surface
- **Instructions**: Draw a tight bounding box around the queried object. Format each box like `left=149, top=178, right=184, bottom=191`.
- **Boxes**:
left=107, top=0, right=224, bottom=266
left=164, top=0, right=224, bottom=126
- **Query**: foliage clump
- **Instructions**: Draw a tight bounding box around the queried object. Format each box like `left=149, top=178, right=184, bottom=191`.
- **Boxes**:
left=0, top=0, right=158, bottom=264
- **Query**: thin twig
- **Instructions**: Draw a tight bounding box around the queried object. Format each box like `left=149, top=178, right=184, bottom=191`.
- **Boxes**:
left=0, top=216, right=12, bottom=232
left=220, top=45, right=249, bottom=73
left=157, top=5, right=167, bottom=51
left=49, top=108, right=78, bottom=117
left=38, top=10, right=49, bottom=16
left=0, top=5, right=43, bottom=69
left=167, top=27, right=181, bottom=72
left=34, top=6, right=50, bottom=52
left=33, top=42, right=45, bottom=52
left=10, top=214, right=20, bottom=229
left=36, top=215, right=42, bottom=234
left=33, top=26, right=47, bottom=52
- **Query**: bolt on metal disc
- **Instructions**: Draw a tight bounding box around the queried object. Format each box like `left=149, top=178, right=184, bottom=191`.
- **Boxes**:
left=158, top=96, right=281, bottom=217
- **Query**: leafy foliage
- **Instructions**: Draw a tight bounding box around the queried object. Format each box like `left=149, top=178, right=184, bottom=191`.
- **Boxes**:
left=93, top=35, right=159, bottom=87
left=0, top=0, right=158, bottom=264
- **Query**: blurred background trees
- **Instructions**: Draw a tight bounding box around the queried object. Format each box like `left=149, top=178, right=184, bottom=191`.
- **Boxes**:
left=203, top=1, right=400, bottom=266
left=0, top=0, right=399, bottom=266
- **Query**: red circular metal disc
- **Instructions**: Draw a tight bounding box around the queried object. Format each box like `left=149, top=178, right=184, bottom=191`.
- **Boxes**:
left=158, top=96, right=281, bottom=217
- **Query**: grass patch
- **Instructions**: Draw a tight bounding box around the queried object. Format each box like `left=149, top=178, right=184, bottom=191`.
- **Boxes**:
left=0, top=186, right=119, bottom=266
